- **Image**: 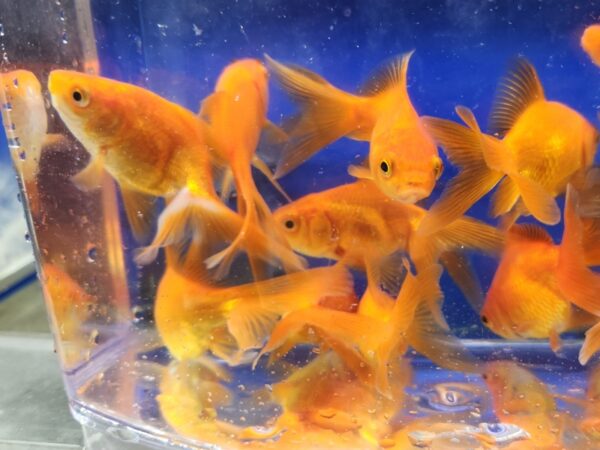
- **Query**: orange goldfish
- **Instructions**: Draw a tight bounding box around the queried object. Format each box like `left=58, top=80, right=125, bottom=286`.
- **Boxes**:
left=199, top=59, right=295, bottom=279
left=580, top=364, right=600, bottom=440
left=420, top=58, right=598, bottom=234
left=154, top=255, right=353, bottom=364
left=266, top=53, right=443, bottom=203
left=482, top=362, right=566, bottom=450
left=481, top=185, right=600, bottom=362
left=582, top=24, right=600, bottom=67
left=47, top=70, right=303, bottom=276
left=273, top=179, right=503, bottom=312
left=258, top=265, right=480, bottom=398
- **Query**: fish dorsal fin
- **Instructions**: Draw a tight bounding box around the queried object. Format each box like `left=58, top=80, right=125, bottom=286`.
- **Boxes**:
left=508, top=223, right=554, bottom=244
left=489, top=57, right=545, bottom=136
left=360, top=50, right=415, bottom=96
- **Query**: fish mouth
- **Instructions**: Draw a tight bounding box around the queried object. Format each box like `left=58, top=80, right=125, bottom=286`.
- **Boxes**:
left=392, top=188, right=429, bottom=204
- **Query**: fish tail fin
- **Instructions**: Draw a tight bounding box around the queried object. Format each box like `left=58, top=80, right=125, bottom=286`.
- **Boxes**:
left=557, top=185, right=600, bottom=318
left=419, top=107, right=504, bottom=234
left=264, top=55, right=366, bottom=178
left=580, top=321, right=600, bottom=365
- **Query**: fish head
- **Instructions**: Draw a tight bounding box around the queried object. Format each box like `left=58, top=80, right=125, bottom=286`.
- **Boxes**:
left=215, top=59, right=269, bottom=109
left=369, top=121, right=442, bottom=203
left=479, top=289, right=521, bottom=341
left=48, top=70, right=126, bottom=152
left=274, top=200, right=338, bottom=258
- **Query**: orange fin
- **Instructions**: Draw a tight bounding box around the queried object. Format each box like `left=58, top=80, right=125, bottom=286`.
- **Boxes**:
left=227, top=304, right=279, bottom=353
left=510, top=173, right=560, bottom=225
left=440, top=250, right=484, bottom=313
left=120, top=186, right=157, bottom=242
left=348, top=163, right=373, bottom=180
left=580, top=321, right=600, bottom=365
left=508, top=223, right=554, bottom=244
left=251, top=155, right=292, bottom=202
left=71, top=156, right=105, bottom=191
left=557, top=185, right=600, bottom=317
left=549, top=329, right=563, bottom=354
left=489, top=57, right=545, bottom=136
left=490, top=176, right=520, bottom=217
left=264, top=54, right=363, bottom=178
left=217, top=167, right=234, bottom=201
left=359, top=50, right=414, bottom=95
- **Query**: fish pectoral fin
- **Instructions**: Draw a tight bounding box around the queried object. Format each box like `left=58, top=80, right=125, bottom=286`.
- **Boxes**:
left=490, top=176, right=520, bottom=217
left=348, top=164, right=373, bottom=180
left=120, top=186, right=157, bottom=242
left=440, top=250, right=484, bottom=314
left=251, top=155, right=292, bottom=202
left=227, top=303, right=279, bottom=353
left=489, top=57, right=545, bottom=136
left=557, top=185, right=600, bottom=318
left=71, top=156, right=105, bottom=191
left=509, top=173, right=560, bottom=225
left=549, top=329, right=563, bottom=353
left=580, top=321, right=600, bottom=365
left=198, top=91, right=229, bottom=123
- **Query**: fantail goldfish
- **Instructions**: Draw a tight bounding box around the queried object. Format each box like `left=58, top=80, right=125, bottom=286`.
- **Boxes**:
left=266, top=53, right=443, bottom=203
left=48, top=70, right=303, bottom=277
left=155, top=255, right=354, bottom=364
left=419, top=58, right=598, bottom=234
left=258, top=265, right=480, bottom=398
left=582, top=24, right=600, bottom=67
left=199, top=59, right=296, bottom=279
left=481, top=184, right=600, bottom=363
left=274, top=179, right=503, bottom=313
left=482, top=362, right=566, bottom=450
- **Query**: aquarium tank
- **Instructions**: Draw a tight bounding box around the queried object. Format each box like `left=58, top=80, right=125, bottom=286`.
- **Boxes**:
left=1, top=0, right=600, bottom=449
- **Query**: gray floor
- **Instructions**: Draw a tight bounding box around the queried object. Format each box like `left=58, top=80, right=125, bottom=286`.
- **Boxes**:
left=0, top=279, right=85, bottom=449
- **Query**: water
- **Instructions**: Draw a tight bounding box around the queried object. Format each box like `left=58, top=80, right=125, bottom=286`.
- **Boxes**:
left=1, top=1, right=600, bottom=449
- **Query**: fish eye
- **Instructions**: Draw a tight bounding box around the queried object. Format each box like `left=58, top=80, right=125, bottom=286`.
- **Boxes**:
left=379, top=159, right=391, bottom=178
left=433, top=158, right=444, bottom=179
left=71, top=88, right=89, bottom=107
left=481, top=315, right=489, bottom=324
left=284, top=219, right=296, bottom=230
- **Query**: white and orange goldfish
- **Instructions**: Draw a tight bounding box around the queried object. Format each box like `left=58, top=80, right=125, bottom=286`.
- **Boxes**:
left=266, top=53, right=443, bottom=203
left=420, top=58, right=598, bottom=233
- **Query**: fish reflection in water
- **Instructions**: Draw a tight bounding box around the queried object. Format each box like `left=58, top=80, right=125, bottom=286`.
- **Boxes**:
left=412, top=382, right=481, bottom=414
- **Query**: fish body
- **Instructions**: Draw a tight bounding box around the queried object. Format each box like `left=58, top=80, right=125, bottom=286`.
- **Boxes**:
left=582, top=24, right=600, bottom=67
left=420, top=59, right=598, bottom=233
left=266, top=53, right=442, bottom=203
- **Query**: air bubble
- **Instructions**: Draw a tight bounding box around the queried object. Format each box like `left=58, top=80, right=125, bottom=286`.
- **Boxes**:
left=3, top=102, right=12, bottom=111
left=12, top=78, right=18, bottom=88
left=59, top=10, right=65, bottom=21
left=343, top=7, right=352, bottom=17
left=87, top=246, right=98, bottom=262
left=0, top=24, right=4, bottom=37
left=24, top=232, right=31, bottom=242
left=61, top=32, right=68, bottom=44
left=18, top=151, right=26, bottom=160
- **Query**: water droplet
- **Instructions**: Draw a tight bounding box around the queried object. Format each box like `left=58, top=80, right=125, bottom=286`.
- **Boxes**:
left=237, top=384, right=246, bottom=392
left=59, top=10, right=65, bottom=21
left=10, top=122, right=16, bottom=130
left=12, top=78, right=18, bottom=88
left=61, top=32, right=68, bottom=44
left=18, top=151, right=26, bottom=160
left=0, top=23, right=4, bottom=37
left=24, top=232, right=30, bottom=242
left=16, top=192, right=21, bottom=203
left=87, top=246, right=97, bottom=262
left=3, top=102, right=12, bottom=111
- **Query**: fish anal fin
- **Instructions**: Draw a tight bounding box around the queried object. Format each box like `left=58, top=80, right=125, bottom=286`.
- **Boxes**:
left=120, top=186, right=156, bottom=242
left=489, top=57, right=545, bottom=136
left=359, top=50, right=414, bottom=96
left=71, top=156, right=105, bottom=191
left=510, top=173, right=560, bottom=225
left=491, top=176, right=520, bottom=217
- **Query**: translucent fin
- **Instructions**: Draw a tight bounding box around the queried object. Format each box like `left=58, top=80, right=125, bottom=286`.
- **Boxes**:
left=510, top=173, right=560, bottom=225
left=489, top=57, right=545, bottom=136
left=71, top=156, right=105, bottom=191
left=440, top=251, right=484, bottom=313
left=265, top=54, right=364, bottom=178
left=120, top=186, right=156, bottom=242
left=359, top=50, right=414, bottom=95
left=348, top=164, right=373, bottom=180
left=583, top=219, right=600, bottom=266
left=580, top=321, right=600, bottom=365
left=557, top=185, right=600, bottom=317
left=490, top=176, right=520, bottom=217
left=421, top=116, right=483, bottom=168
left=261, top=119, right=289, bottom=146
left=508, top=223, right=554, bottom=244
left=217, top=168, right=234, bottom=201
left=227, top=304, right=279, bottom=352
left=251, top=155, right=292, bottom=202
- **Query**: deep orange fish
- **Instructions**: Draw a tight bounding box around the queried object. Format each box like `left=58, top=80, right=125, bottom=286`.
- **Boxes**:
left=154, top=257, right=354, bottom=364
left=200, top=59, right=295, bottom=279
left=274, top=179, right=503, bottom=312
left=266, top=53, right=443, bottom=203
left=582, top=24, right=600, bottom=67
left=481, top=185, right=600, bottom=363
left=47, top=70, right=303, bottom=276
left=420, top=58, right=598, bottom=234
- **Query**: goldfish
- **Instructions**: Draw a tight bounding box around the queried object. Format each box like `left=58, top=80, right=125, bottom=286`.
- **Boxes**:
left=154, top=250, right=354, bottom=363
left=199, top=59, right=295, bottom=279
left=258, top=265, right=481, bottom=398
left=419, top=58, right=598, bottom=234
left=47, top=70, right=303, bottom=277
left=266, top=53, right=443, bottom=203
left=482, top=182, right=600, bottom=362
left=580, top=364, right=600, bottom=440
left=273, top=179, right=503, bottom=312
left=482, top=361, right=567, bottom=449
left=582, top=24, right=600, bottom=67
